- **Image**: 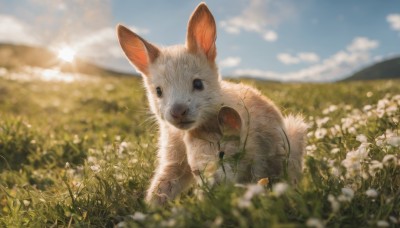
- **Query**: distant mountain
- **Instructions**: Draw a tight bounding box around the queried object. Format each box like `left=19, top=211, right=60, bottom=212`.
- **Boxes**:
left=344, top=57, right=400, bottom=81
left=0, top=43, right=135, bottom=77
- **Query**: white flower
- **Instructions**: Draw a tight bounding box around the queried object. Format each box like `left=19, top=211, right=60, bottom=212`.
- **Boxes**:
left=330, top=148, right=340, bottom=154
left=327, top=194, right=340, bottom=212
left=238, top=184, right=264, bottom=208
left=315, top=128, right=328, bottom=139
left=387, top=136, right=400, bottom=147
left=356, top=134, right=368, bottom=143
left=272, top=182, right=288, bottom=197
left=341, top=145, right=369, bottom=179
left=365, top=189, right=378, bottom=198
left=377, top=220, right=389, bottom=227
left=338, top=188, right=354, bottom=202
left=382, top=154, right=397, bottom=166
left=330, top=167, right=341, bottom=177
left=316, top=117, right=330, bottom=127
left=322, top=105, right=338, bottom=115
left=73, top=134, right=81, bottom=144
left=90, top=165, right=101, bottom=173
left=341, top=188, right=354, bottom=198
left=130, top=212, right=147, bottom=221
left=306, top=218, right=325, bottom=228
left=369, top=160, right=383, bottom=176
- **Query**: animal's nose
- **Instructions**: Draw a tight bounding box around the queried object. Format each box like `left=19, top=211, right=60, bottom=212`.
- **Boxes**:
left=170, top=104, right=189, bottom=120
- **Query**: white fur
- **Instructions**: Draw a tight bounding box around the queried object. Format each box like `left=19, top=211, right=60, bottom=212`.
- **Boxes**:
left=117, top=3, right=308, bottom=206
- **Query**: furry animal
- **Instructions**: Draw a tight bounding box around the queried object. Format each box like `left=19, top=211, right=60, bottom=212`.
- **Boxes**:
left=117, top=3, right=307, bottom=206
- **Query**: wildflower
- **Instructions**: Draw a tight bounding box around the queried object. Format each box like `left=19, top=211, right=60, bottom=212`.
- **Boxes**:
left=213, top=216, right=223, bottom=226
left=377, top=220, right=389, bottom=227
left=115, top=135, right=121, bottom=141
left=387, top=136, right=400, bottom=147
left=330, top=148, right=340, bottom=154
left=365, top=189, right=378, bottom=198
left=90, top=164, right=101, bottom=173
left=366, top=91, right=373, bottom=97
left=382, top=155, right=397, bottom=166
left=118, top=141, right=129, bottom=154
left=330, top=167, right=341, bottom=177
left=322, top=105, right=338, bottom=115
left=341, top=144, right=369, bottom=179
left=65, top=162, right=70, bottom=169
left=327, top=194, right=340, bottom=212
left=238, top=184, right=264, bottom=208
left=368, top=160, right=383, bottom=176
left=23, top=200, right=30, bottom=207
left=130, top=212, right=147, bottom=221
left=73, top=134, right=81, bottom=144
left=338, top=188, right=354, bottom=202
left=306, top=218, right=325, bottom=228
left=316, top=117, right=330, bottom=127
left=272, top=182, right=288, bottom=197
left=356, top=134, right=368, bottom=143
left=315, top=128, right=328, bottom=139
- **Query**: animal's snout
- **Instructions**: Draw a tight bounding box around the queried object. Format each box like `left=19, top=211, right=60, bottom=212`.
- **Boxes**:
left=170, top=104, right=189, bottom=120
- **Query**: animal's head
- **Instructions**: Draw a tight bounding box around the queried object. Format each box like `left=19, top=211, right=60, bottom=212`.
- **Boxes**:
left=117, top=3, right=221, bottom=130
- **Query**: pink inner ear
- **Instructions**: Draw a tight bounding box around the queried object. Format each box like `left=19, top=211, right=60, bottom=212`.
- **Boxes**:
left=224, top=115, right=240, bottom=131
left=187, top=3, right=217, bottom=61
left=124, top=38, right=149, bottom=74
left=117, top=25, right=159, bottom=75
left=193, top=16, right=216, bottom=59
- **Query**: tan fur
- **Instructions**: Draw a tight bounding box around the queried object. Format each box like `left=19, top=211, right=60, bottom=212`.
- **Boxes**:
left=117, top=3, right=307, bottom=206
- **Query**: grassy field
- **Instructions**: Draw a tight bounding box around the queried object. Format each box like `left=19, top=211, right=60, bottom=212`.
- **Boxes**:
left=0, top=69, right=399, bottom=227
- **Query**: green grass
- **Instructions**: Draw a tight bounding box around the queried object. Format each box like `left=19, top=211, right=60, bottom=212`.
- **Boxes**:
left=0, top=71, right=399, bottom=227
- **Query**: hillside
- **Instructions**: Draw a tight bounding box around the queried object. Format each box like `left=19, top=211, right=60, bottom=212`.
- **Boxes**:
left=0, top=43, right=135, bottom=77
left=344, top=56, right=400, bottom=81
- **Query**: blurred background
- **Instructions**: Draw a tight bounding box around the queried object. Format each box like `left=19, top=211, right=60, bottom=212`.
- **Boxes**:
left=0, top=0, right=399, bottom=82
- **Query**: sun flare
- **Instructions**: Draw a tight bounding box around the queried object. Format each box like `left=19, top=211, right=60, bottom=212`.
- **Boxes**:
left=58, top=46, right=76, bottom=63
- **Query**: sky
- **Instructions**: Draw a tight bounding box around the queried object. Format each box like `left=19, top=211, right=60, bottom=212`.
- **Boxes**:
left=0, top=0, right=399, bottom=82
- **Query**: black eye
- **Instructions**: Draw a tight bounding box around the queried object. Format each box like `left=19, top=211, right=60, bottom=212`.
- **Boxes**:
left=156, top=87, right=162, bottom=97
left=193, top=79, right=204, bottom=91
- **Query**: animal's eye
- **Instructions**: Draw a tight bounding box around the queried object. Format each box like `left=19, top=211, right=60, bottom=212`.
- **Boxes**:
left=156, top=87, right=163, bottom=97
left=193, top=79, right=204, bottom=91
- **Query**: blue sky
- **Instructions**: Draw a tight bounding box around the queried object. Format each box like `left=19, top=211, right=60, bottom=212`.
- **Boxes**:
left=0, top=0, right=399, bottom=82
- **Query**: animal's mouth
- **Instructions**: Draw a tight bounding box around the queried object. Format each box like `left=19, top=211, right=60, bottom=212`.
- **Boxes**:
left=176, top=120, right=195, bottom=129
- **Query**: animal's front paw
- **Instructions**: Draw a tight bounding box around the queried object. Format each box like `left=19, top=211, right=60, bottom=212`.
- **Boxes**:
left=145, top=180, right=175, bottom=207
left=146, top=192, right=170, bottom=207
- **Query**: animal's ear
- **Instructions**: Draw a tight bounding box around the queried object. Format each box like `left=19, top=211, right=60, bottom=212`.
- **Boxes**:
left=186, top=3, right=217, bottom=62
left=218, top=106, right=242, bottom=137
left=117, top=24, right=160, bottom=76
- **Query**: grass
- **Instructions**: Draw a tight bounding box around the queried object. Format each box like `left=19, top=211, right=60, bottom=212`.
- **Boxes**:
left=0, top=69, right=399, bottom=227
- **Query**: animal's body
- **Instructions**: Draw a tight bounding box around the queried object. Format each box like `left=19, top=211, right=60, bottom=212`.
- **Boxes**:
left=117, top=3, right=307, bottom=206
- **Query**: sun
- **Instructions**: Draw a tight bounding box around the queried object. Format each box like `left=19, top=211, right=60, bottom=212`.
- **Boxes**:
left=57, top=46, right=76, bottom=63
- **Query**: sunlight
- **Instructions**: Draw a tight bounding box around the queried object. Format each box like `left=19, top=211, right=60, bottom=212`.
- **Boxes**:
left=57, top=46, right=76, bottom=63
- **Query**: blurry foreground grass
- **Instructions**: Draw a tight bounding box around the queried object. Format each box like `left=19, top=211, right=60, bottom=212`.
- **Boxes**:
left=0, top=71, right=399, bottom=227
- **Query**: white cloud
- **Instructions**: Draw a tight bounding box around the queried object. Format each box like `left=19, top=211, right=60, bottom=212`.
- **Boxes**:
left=220, top=0, right=294, bottom=42
left=219, top=57, right=241, bottom=68
left=277, top=53, right=300, bottom=65
left=387, top=14, right=400, bottom=31
left=347, top=37, right=379, bottom=52
left=234, top=37, right=379, bottom=82
left=0, top=14, right=41, bottom=45
left=263, top=30, right=278, bottom=42
left=277, top=52, right=320, bottom=65
left=298, top=52, right=320, bottom=63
